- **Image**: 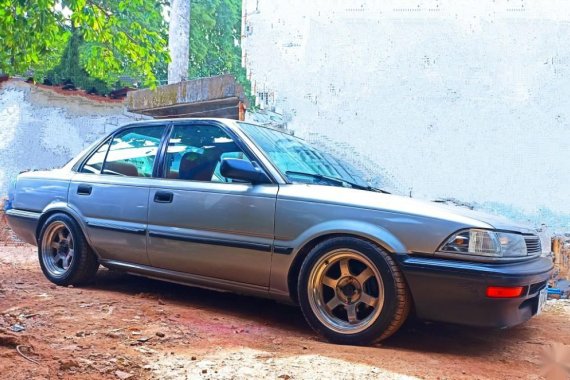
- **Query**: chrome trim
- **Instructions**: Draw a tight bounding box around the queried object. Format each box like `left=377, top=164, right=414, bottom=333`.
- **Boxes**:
left=148, top=231, right=272, bottom=252
left=523, top=236, right=542, bottom=255
left=86, top=221, right=147, bottom=235
left=401, top=256, right=553, bottom=276
left=432, top=251, right=540, bottom=264
left=6, top=209, right=41, bottom=220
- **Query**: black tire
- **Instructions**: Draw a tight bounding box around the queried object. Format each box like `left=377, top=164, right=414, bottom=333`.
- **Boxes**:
left=297, top=237, right=411, bottom=345
left=38, top=213, right=99, bottom=286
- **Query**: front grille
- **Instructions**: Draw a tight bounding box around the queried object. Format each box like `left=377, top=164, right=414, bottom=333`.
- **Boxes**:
left=524, top=236, right=542, bottom=255
left=528, top=280, right=547, bottom=295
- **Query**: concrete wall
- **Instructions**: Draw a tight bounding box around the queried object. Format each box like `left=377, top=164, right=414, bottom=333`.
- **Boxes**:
left=242, top=0, right=570, bottom=231
left=0, top=81, right=144, bottom=196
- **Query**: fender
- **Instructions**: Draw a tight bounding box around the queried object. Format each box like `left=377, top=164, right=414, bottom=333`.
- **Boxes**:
left=289, top=219, right=407, bottom=255
left=38, top=202, right=102, bottom=258
left=269, top=219, right=407, bottom=301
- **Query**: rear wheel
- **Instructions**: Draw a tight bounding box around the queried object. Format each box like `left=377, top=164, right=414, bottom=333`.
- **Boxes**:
left=38, top=214, right=99, bottom=286
left=298, top=237, right=411, bottom=345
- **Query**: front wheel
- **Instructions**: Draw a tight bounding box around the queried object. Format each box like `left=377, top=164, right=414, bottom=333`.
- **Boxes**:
left=298, top=237, right=411, bottom=345
left=38, top=214, right=99, bottom=286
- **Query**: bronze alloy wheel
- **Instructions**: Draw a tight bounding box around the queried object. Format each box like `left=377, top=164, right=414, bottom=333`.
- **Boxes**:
left=307, top=248, right=385, bottom=334
left=298, top=237, right=411, bottom=345
left=41, top=221, right=75, bottom=277
left=38, top=214, right=99, bottom=286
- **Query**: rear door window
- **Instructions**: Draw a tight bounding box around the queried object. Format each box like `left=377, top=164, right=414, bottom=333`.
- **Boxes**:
left=80, top=125, right=165, bottom=177
left=103, top=127, right=165, bottom=177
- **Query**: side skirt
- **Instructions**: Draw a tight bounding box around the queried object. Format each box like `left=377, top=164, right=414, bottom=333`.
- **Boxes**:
left=99, top=259, right=278, bottom=300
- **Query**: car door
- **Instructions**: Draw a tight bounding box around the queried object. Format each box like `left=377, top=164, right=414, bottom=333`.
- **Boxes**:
left=68, top=124, right=167, bottom=265
left=146, top=121, right=278, bottom=287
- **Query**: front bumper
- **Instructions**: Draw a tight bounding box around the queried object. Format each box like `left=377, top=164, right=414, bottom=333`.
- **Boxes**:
left=397, top=254, right=553, bottom=328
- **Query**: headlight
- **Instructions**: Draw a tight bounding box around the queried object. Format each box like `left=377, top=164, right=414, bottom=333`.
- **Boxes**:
left=439, top=229, right=527, bottom=258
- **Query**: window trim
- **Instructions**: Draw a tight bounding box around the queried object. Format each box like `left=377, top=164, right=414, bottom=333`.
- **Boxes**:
left=75, top=122, right=170, bottom=177
left=74, top=120, right=278, bottom=184
left=155, top=120, right=277, bottom=185
left=76, top=136, right=112, bottom=174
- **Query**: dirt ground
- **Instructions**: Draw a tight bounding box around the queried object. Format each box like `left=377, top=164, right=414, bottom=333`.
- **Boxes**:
left=0, top=243, right=569, bottom=380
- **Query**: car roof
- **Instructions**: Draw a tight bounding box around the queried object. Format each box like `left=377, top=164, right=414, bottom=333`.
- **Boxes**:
left=120, top=117, right=292, bottom=135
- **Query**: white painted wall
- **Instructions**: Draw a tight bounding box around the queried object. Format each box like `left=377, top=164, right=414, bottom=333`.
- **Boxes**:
left=0, top=81, right=143, bottom=196
left=243, top=0, right=570, bottom=231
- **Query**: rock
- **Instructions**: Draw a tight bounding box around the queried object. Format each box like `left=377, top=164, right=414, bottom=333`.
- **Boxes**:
left=59, top=359, right=80, bottom=371
left=114, top=370, right=133, bottom=379
left=156, top=332, right=165, bottom=338
left=191, top=356, right=197, bottom=360
left=278, top=375, right=291, bottom=380
left=201, top=369, right=207, bottom=374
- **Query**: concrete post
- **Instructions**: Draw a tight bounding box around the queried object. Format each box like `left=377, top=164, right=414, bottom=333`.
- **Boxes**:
left=168, top=0, right=191, bottom=84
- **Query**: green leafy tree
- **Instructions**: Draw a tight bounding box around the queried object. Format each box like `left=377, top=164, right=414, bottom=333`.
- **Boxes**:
left=46, top=29, right=110, bottom=94
left=189, top=0, right=252, bottom=104
left=1, top=0, right=251, bottom=99
left=0, top=0, right=169, bottom=87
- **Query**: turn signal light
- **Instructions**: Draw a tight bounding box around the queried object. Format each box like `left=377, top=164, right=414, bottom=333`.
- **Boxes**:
left=486, top=286, right=524, bottom=298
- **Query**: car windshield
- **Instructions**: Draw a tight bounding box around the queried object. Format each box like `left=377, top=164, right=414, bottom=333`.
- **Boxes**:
left=239, top=122, right=371, bottom=189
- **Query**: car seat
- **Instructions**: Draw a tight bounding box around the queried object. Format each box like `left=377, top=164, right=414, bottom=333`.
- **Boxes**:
left=179, top=151, right=218, bottom=181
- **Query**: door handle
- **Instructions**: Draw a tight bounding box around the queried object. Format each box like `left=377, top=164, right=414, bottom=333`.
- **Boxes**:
left=77, top=184, right=92, bottom=195
left=154, top=191, right=173, bottom=203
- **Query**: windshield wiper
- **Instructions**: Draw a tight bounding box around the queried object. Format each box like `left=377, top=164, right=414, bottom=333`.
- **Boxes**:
left=285, top=171, right=390, bottom=194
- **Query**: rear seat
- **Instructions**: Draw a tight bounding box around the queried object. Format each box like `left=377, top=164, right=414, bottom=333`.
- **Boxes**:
left=104, top=161, right=139, bottom=176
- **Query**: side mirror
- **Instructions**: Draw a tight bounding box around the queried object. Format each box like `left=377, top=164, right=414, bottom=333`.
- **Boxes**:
left=220, top=159, right=271, bottom=184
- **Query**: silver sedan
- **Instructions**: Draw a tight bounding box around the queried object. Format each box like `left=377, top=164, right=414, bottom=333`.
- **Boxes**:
left=6, top=118, right=553, bottom=345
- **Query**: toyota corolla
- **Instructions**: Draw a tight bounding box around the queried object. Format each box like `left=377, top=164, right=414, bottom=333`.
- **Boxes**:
left=6, top=118, right=553, bottom=345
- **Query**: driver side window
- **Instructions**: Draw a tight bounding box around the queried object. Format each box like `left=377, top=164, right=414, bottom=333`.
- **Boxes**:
left=165, top=125, right=250, bottom=183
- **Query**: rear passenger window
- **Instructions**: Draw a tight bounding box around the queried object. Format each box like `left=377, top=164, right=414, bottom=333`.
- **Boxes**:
left=102, top=127, right=165, bottom=177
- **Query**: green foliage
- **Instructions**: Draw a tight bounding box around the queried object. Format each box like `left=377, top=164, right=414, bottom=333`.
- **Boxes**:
left=71, top=0, right=169, bottom=87
left=189, top=0, right=254, bottom=106
left=0, top=0, right=252, bottom=102
left=0, top=0, right=169, bottom=87
left=46, top=29, right=110, bottom=94
left=0, top=0, right=68, bottom=75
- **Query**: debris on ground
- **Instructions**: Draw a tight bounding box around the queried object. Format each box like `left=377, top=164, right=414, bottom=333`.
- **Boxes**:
left=9, top=324, right=25, bottom=333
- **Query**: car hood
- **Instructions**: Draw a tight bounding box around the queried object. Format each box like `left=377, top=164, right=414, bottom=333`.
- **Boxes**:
left=423, top=201, right=535, bottom=234
left=281, top=184, right=536, bottom=234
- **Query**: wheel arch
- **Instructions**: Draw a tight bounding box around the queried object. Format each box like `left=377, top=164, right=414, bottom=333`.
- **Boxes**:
left=36, top=203, right=95, bottom=254
left=285, top=222, right=407, bottom=304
